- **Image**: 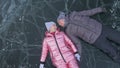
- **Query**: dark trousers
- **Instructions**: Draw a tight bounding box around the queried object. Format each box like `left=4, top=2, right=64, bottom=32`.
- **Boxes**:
left=93, top=25, right=120, bottom=61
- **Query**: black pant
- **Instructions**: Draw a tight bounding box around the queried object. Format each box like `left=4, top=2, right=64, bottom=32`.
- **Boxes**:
left=93, top=25, right=120, bottom=60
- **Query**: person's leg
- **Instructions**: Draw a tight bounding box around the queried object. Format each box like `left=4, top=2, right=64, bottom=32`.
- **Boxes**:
left=107, top=28, right=120, bottom=45
left=56, top=63, right=67, bottom=68
left=55, top=60, right=67, bottom=68
left=93, top=37, right=118, bottom=59
left=93, top=26, right=119, bottom=62
left=67, top=58, right=79, bottom=68
left=56, top=64, right=67, bottom=68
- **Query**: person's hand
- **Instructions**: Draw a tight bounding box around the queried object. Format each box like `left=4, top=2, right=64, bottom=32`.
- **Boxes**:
left=39, top=64, right=44, bottom=68
left=75, top=53, right=81, bottom=61
left=102, top=8, right=107, bottom=12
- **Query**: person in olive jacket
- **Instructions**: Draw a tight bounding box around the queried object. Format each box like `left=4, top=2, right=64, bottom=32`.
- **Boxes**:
left=57, top=7, right=120, bottom=63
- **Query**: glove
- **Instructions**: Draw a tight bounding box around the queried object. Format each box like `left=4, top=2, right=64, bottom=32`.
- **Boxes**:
left=75, top=53, right=81, bottom=61
left=39, top=64, right=44, bottom=68
left=102, top=8, right=107, bottom=12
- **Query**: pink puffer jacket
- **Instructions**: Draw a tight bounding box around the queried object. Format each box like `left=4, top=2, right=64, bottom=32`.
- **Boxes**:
left=40, top=29, right=77, bottom=65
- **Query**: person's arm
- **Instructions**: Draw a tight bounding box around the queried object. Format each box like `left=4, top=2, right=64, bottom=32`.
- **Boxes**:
left=63, top=31, right=81, bottom=61
left=40, top=38, right=48, bottom=64
left=65, top=31, right=82, bottom=55
left=72, top=7, right=106, bottom=16
left=62, top=32, right=78, bottom=53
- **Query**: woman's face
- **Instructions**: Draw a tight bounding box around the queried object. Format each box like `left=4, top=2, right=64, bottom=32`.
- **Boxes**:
left=49, top=24, right=57, bottom=33
left=58, top=19, right=65, bottom=27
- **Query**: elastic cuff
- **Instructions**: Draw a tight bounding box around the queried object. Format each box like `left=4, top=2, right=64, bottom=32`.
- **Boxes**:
left=40, top=61, right=45, bottom=64
left=74, top=52, right=78, bottom=54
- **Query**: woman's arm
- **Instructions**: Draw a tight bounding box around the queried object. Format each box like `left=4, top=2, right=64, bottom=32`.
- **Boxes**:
left=62, top=32, right=78, bottom=53
left=71, top=7, right=105, bottom=16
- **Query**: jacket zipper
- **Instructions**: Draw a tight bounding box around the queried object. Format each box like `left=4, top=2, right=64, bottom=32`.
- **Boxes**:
left=53, top=35, right=66, bottom=63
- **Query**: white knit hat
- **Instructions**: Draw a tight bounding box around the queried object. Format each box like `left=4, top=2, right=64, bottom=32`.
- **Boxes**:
left=45, top=21, right=56, bottom=31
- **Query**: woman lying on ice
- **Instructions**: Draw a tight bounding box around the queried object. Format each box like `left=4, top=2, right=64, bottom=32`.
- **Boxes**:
left=39, top=21, right=80, bottom=68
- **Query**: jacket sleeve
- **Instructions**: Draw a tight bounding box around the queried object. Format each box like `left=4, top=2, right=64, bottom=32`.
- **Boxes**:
left=62, top=32, right=77, bottom=53
left=65, top=31, right=82, bottom=55
left=40, top=38, right=48, bottom=64
left=72, top=7, right=104, bottom=16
